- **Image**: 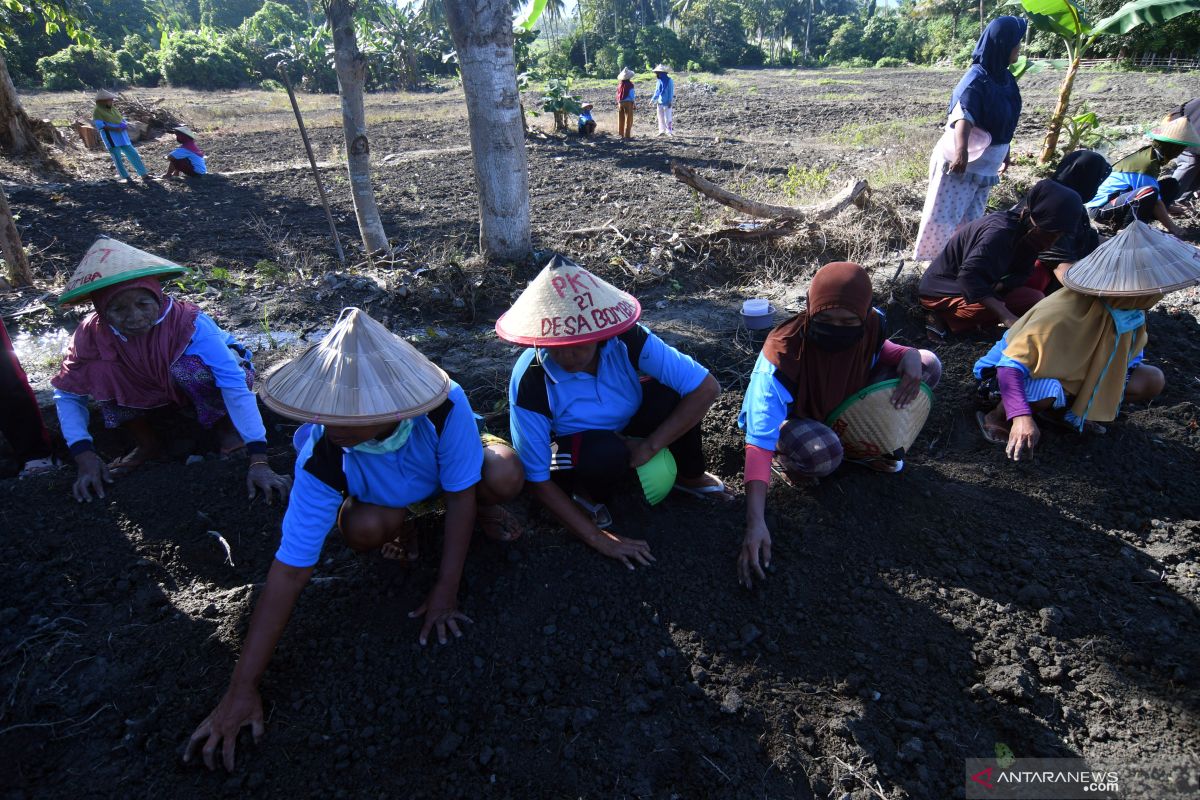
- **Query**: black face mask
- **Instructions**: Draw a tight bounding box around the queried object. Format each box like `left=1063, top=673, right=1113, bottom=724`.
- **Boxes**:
left=808, top=320, right=864, bottom=352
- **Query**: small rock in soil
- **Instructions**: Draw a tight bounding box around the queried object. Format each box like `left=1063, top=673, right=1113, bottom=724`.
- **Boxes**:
left=432, top=732, right=462, bottom=761
left=985, top=664, right=1037, bottom=703
left=720, top=690, right=744, bottom=714
left=740, top=623, right=762, bottom=645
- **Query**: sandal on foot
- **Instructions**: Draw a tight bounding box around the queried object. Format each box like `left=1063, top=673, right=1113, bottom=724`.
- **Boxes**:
left=18, top=456, right=64, bottom=478
left=976, top=411, right=1008, bottom=445
left=1036, top=411, right=1106, bottom=435
left=845, top=456, right=904, bottom=473
left=572, top=494, right=613, bottom=528
left=478, top=505, right=523, bottom=542
left=672, top=474, right=734, bottom=500
left=925, top=313, right=948, bottom=344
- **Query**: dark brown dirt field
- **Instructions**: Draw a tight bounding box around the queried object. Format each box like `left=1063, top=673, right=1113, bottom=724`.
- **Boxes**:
left=3, top=67, right=1200, bottom=799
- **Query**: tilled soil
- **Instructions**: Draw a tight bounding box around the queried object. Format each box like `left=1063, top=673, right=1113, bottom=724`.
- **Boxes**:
left=3, top=68, right=1200, bottom=798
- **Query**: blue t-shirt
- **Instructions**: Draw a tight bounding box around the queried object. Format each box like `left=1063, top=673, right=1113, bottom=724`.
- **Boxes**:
left=276, top=382, right=483, bottom=568
left=738, top=309, right=888, bottom=451
left=169, top=147, right=207, bottom=174
left=1087, top=171, right=1158, bottom=208
left=508, top=325, right=709, bottom=482
left=651, top=76, right=675, bottom=105
left=579, top=110, right=594, bottom=124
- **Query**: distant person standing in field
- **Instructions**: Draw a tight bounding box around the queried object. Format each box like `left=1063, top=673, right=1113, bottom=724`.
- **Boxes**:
left=92, top=90, right=150, bottom=183
left=651, top=64, right=674, bottom=137
left=162, top=126, right=207, bottom=178
left=913, top=16, right=1027, bottom=261
left=617, top=67, right=636, bottom=139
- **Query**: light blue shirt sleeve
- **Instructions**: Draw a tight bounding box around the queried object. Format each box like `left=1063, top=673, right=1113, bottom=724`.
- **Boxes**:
left=651, top=81, right=662, bottom=104
left=636, top=326, right=709, bottom=397
left=436, top=386, right=484, bottom=493
left=508, top=349, right=553, bottom=483
left=184, top=314, right=266, bottom=444
left=277, top=438, right=343, bottom=568
left=737, top=353, right=793, bottom=451
left=1087, top=172, right=1158, bottom=208
left=53, top=389, right=92, bottom=446
left=93, top=118, right=132, bottom=148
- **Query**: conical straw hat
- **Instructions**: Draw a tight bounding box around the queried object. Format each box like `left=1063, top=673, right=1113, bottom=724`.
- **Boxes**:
left=1063, top=220, right=1200, bottom=297
left=95, top=89, right=117, bottom=101
left=173, top=125, right=197, bottom=139
left=1149, top=115, right=1200, bottom=148
left=824, top=380, right=933, bottom=460
left=618, top=68, right=634, bottom=81
left=259, top=308, right=450, bottom=426
left=58, top=237, right=191, bottom=305
left=495, top=255, right=641, bottom=346
left=652, top=64, right=670, bottom=73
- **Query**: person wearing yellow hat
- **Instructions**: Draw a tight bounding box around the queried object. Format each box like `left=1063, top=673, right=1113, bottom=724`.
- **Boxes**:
left=498, top=256, right=729, bottom=571
left=51, top=238, right=290, bottom=504
left=184, top=308, right=524, bottom=772
left=92, top=89, right=150, bottom=183
left=972, top=221, right=1198, bottom=461
left=162, top=126, right=207, bottom=178
left=1084, top=115, right=1200, bottom=238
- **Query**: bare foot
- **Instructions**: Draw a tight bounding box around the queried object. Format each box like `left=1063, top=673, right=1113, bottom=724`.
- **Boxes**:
left=381, top=523, right=419, bottom=562
left=478, top=505, right=523, bottom=542
left=216, top=418, right=246, bottom=456
left=107, top=445, right=161, bottom=475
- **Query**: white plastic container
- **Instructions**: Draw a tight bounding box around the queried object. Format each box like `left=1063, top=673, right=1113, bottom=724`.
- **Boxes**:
left=742, top=298, right=770, bottom=317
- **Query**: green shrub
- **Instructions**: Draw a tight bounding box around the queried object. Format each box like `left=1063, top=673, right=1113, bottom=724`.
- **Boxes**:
left=116, top=34, right=161, bottom=86
left=160, top=30, right=251, bottom=89
left=875, top=56, right=905, bottom=68
left=841, top=56, right=873, bottom=69
left=37, top=44, right=119, bottom=90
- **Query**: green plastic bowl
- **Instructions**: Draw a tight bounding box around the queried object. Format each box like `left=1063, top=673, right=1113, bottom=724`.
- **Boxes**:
left=635, top=445, right=678, bottom=506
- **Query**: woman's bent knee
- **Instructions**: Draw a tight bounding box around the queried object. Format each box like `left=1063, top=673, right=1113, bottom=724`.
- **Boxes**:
left=338, top=498, right=407, bottom=552
left=483, top=445, right=525, bottom=502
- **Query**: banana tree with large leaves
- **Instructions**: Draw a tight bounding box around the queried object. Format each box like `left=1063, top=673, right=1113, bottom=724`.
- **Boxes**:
left=1009, top=0, right=1200, bottom=163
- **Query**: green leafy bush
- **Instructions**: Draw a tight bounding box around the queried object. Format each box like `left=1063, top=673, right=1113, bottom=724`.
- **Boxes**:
left=116, top=34, right=161, bottom=86
left=541, top=76, right=583, bottom=130
left=37, top=44, right=119, bottom=90
left=874, top=56, right=905, bottom=68
left=160, top=30, right=251, bottom=89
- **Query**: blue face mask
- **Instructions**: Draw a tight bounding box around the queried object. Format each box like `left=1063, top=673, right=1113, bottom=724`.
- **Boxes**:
left=1105, top=306, right=1146, bottom=335
left=352, top=419, right=414, bottom=454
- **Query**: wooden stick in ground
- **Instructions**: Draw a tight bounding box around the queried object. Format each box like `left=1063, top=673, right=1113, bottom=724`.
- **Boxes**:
left=0, top=186, right=33, bottom=287
left=280, top=70, right=346, bottom=265
left=671, top=162, right=870, bottom=222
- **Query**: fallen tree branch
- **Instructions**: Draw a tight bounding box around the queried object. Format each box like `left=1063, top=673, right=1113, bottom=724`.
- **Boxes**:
left=671, top=162, right=870, bottom=222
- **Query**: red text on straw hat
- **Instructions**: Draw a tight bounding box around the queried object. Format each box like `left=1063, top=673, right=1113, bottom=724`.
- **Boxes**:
left=541, top=300, right=636, bottom=337
left=549, top=269, right=603, bottom=298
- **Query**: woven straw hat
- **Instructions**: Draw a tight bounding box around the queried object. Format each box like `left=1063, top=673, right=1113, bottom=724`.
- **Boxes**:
left=825, top=380, right=933, bottom=461
left=1149, top=115, right=1200, bottom=148
left=58, top=237, right=191, bottom=305
left=173, top=126, right=197, bottom=139
left=618, top=67, right=634, bottom=81
left=652, top=64, right=670, bottom=73
left=495, top=255, right=641, bottom=346
left=95, top=89, right=117, bottom=101
left=259, top=308, right=450, bottom=426
left=1063, top=220, right=1200, bottom=297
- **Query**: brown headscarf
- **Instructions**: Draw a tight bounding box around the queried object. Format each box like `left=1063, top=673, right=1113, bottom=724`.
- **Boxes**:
left=761, top=262, right=883, bottom=421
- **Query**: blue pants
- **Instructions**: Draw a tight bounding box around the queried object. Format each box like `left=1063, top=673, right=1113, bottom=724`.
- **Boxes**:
left=107, top=144, right=147, bottom=179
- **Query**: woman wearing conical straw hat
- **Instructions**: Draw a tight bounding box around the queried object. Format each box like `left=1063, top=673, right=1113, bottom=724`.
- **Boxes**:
left=185, top=308, right=524, bottom=771
left=973, top=221, right=1199, bottom=461
left=92, top=89, right=150, bottom=183
left=1084, top=114, right=1200, bottom=238
left=498, top=255, right=730, bottom=570
left=738, top=262, right=942, bottom=589
left=51, top=237, right=290, bottom=503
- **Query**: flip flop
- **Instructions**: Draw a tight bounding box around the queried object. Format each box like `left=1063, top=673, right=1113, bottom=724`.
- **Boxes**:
left=572, top=494, right=613, bottom=528
left=924, top=313, right=947, bottom=344
left=18, top=456, right=64, bottom=478
left=976, top=411, right=1008, bottom=445
left=672, top=474, right=734, bottom=500
left=845, top=456, right=904, bottom=473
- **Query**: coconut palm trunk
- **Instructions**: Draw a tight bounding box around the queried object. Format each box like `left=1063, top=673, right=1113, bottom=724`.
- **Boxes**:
left=0, top=52, right=43, bottom=157
left=326, top=0, right=389, bottom=253
left=0, top=187, right=32, bottom=287
left=443, top=0, right=532, bottom=261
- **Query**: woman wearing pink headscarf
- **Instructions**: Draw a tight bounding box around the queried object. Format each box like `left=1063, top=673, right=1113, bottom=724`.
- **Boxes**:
left=52, top=239, right=288, bottom=503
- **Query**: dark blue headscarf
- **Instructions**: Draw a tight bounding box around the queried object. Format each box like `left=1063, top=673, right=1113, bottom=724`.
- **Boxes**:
left=947, top=15, right=1027, bottom=145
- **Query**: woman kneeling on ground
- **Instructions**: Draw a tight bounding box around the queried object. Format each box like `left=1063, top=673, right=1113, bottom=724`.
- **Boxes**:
left=973, top=221, right=1193, bottom=461
left=500, top=255, right=729, bottom=571
left=163, top=126, right=207, bottom=178
left=919, top=179, right=1083, bottom=340
left=184, top=308, right=524, bottom=772
left=52, top=237, right=289, bottom=503
left=739, top=262, right=942, bottom=589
